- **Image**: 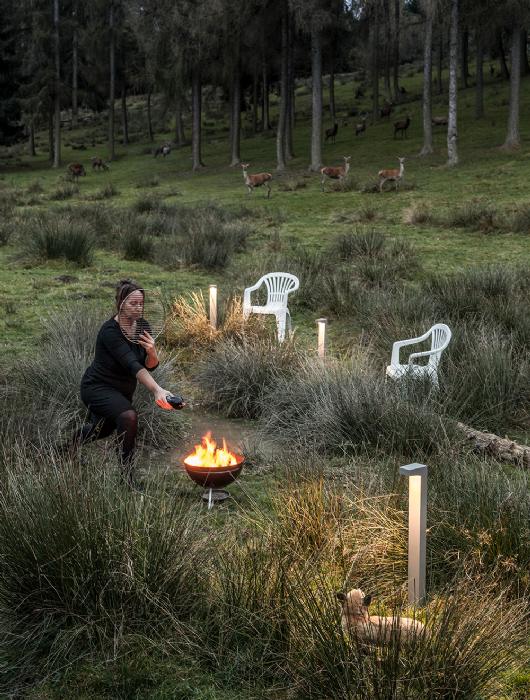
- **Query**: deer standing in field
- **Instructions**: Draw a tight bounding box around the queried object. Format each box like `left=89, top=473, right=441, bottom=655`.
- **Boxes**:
left=380, top=102, right=394, bottom=119
left=378, top=157, right=405, bottom=192
left=355, top=117, right=367, bottom=136
left=431, top=116, right=448, bottom=127
left=67, top=163, right=86, bottom=182
left=337, top=589, right=428, bottom=645
left=320, top=156, right=351, bottom=192
left=241, top=163, right=272, bottom=198
left=393, top=115, right=410, bottom=138
left=91, top=156, right=109, bottom=171
left=154, top=143, right=171, bottom=157
left=325, top=122, right=338, bottom=144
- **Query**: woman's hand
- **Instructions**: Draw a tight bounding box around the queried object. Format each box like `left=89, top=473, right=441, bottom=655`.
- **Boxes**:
left=154, top=387, right=173, bottom=410
left=139, top=330, right=159, bottom=368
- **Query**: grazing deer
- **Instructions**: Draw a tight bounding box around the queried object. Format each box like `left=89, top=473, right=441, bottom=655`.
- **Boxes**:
left=241, top=163, right=272, bottom=198
left=325, top=122, right=338, bottom=144
left=393, top=115, right=410, bottom=138
left=154, top=143, right=171, bottom=158
left=355, top=117, right=367, bottom=136
left=67, top=163, right=86, bottom=182
left=380, top=102, right=394, bottom=119
left=91, top=156, right=109, bottom=171
left=337, top=589, right=428, bottom=645
left=378, top=157, right=405, bottom=192
left=431, top=115, right=448, bottom=127
left=320, top=156, right=351, bottom=192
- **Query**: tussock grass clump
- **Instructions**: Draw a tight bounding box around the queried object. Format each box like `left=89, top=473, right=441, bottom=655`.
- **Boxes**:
left=402, top=200, right=434, bottom=224
left=278, top=176, right=307, bottom=192
left=195, top=337, right=302, bottom=418
left=330, top=175, right=360, bottom=192
left=49, top=182, right=79, bottom=201
left=26, top=180, right=44, bottom=194
left=121, top=226, right=154, bottom=261
left=61, top=203, right=116, bottom=248
left=89, top=181, right=119, bottom=200
left=136, top=174, right=160, bottom=188
left=132, top=193, right=161, bottom=213
left=443, top=199, right=498, bottom=232
left=165, top=291, right=269, bottom=356
left=20, top=215, right=94, bottom=266
left=179, top=210, right=250, bottom=269
left=508, top=202, right=530, bottom=233
left=332, top=228, right=386, bottom=260
left=260, top=360, right=455, bottom=457
left=0, top=221, right=14, bottom=246
left=15, top=306, right=183, bottom=447
left=0, top=458, right=207, bottom=686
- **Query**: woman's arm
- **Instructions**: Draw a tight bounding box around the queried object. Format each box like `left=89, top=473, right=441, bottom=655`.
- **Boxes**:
left=138, top=331, right=159, bottom=370
left=136, top=368, right=172, bottom=407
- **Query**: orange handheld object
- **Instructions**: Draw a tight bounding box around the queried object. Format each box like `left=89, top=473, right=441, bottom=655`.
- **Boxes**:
left=156, top=395, right=186, bottom=411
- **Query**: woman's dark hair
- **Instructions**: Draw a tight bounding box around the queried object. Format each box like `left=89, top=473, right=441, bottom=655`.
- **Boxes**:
left=115, top=278, right=144, bottom=310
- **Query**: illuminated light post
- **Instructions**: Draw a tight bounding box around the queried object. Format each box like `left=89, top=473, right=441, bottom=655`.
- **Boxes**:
left=209, top=285, right=217, bottom=330
left=399, top=462, right=428, bottom=604
left=317, top=317, right=327, bottom=358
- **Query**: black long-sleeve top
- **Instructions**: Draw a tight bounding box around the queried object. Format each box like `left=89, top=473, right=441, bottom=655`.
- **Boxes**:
left=81, top=318, right=158, bottom=398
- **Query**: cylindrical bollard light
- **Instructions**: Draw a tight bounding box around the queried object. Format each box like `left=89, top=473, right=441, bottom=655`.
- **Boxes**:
left=317, top=318, right=327, bottom=358
left=209, top=284, right=217, bottom=330
left=399, top=462, right=428, bottom=604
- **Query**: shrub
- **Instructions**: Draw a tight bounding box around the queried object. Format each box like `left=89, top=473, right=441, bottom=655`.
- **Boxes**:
left=132, top=193, right=161, bottom=213
left=194, top=337, right=302, bottom=418
left=402, top=200, right=434, bottom=225
left=0, top=457, right=208, bottom=687
left=443, top=199, right=498, bottom=232
left=21, top=215, right=94, bottom=266
left=259, top=360, right=456, bottom=457
left=49, top=182, right=79, bottom=201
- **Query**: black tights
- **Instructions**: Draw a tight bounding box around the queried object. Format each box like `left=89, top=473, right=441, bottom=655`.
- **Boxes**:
left=76, top=409, right=138, bottom=480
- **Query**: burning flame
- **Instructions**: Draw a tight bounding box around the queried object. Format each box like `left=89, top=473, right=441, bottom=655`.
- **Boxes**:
left=184, top=432, right=239, bottom=468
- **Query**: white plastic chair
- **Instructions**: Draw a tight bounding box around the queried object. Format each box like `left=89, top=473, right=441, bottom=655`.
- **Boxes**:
left=243, top=272, right=300, bottom=342
left=385, top=323, right=452, bottom=387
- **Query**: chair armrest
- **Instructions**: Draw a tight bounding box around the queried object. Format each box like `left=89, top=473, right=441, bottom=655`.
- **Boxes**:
left=243, top=281, right=262, bottom=309
left=390, top=329, right=433, bottom=366
left=407, top=349, right=438, bottom=365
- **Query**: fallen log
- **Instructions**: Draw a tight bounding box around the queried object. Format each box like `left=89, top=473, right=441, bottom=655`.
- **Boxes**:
left=457, top=422, right=530, bottom=468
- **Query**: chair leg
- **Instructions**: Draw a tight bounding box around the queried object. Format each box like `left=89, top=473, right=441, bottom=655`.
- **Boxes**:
left=276, top=313, right=286, bottom=343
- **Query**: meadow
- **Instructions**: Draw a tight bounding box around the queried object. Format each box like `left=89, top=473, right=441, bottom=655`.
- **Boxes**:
left=0, top=67, right=529, bottom=698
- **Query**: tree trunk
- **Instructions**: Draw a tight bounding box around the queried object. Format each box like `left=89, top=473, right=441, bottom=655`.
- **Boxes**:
left=48, top=107, right=54, bottom=162
left=437, top=28, right=443, bottom=94
left=475, top=32, right=484, bottom=119
left=262, top=58, right=270, bottom=130
left=309, top=18, right=323, bottom=172
left=191, top=66, right=204, bottom=169
left=329, top=62, right=336, bottom=125
left=28, top=118, right=36, bottom=156
left=383, top=0, right=391, bottom=96
left=276, top=3, right=288, bottom=171
left=497, top=30, right=510, bottom=80
left=147, top=90, right=154, bottom=142
left=457, top=422, right=530, bottom=469
left=108, top=0, right=115, bottom=160
left=229, top=57, right=241, bottom=166
left=392, top=0, right=400, bottom=100
left=175, top=95, right=185, bottom=145
left=252, top=63, right=259, bottom=133
left=72, top=20, right=78, bottom=129
left=502, top=26, right=522, bottom=150
left=420, top=2, right=434, bottom=156
left=53, top=0, right=61, bottom=168
left=521, top=29, right=529, bottom=75
left=286, top=15, right=295, bottom=160
left=121, top=86, right=129, bottom=145
left=460, top=26, right=469, bottom=88
left=447, top=0, right=458, bottom=167
left=371, top=3, right=380, bottom=123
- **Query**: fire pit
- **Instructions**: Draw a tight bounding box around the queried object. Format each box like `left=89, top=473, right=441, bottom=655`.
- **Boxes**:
left=183, top=432, right=244, bottom=509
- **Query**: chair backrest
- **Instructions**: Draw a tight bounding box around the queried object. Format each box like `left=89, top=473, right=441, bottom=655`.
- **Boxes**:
left=428, top=323, right=452, bottom=369
left=262, top=272, right=300, bottom=305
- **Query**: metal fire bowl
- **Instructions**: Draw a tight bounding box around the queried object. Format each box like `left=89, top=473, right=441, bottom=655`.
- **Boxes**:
left=183, top=455, right=245, bottom=489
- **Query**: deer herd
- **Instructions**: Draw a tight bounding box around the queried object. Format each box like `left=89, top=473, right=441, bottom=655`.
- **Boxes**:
left=66, top=108, right=422, bottom=196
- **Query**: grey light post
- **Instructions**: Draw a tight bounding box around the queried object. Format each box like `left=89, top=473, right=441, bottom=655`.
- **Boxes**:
left=399, top=462, right=428, bottom=604
left=209, top=284, right=217, bottom=330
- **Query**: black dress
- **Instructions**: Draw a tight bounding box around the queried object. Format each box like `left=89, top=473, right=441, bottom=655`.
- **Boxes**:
left=81, top=318, right=158, bottom=419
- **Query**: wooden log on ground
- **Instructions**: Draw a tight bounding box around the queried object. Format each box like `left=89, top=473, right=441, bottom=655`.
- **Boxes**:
left=457, top=422, right=530, bottom=468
